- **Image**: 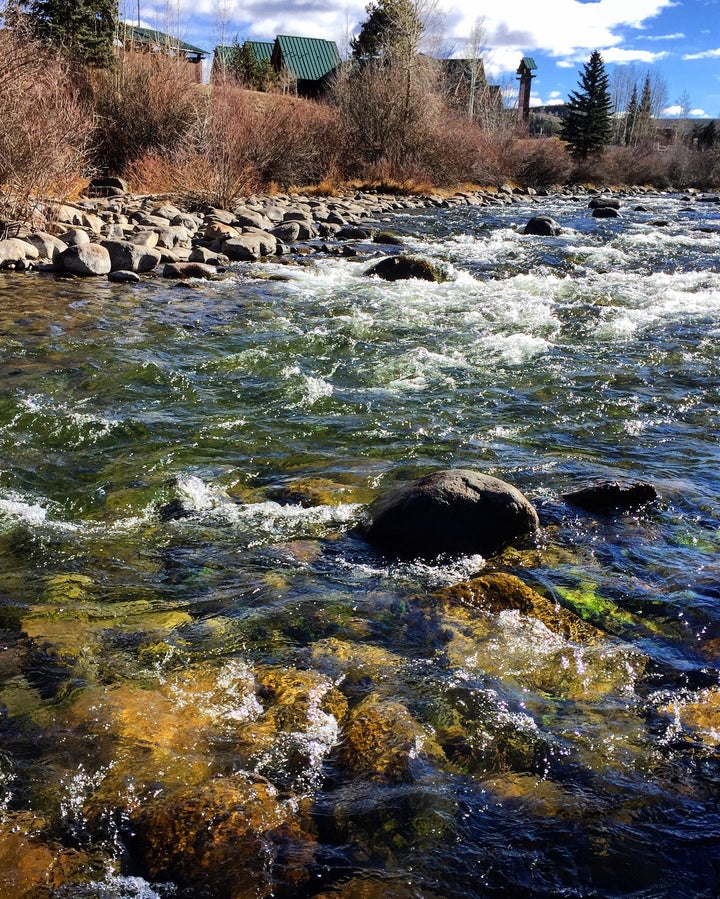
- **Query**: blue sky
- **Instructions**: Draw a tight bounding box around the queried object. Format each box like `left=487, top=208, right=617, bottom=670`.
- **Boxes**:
left=124, top=0, right=720, bottom=117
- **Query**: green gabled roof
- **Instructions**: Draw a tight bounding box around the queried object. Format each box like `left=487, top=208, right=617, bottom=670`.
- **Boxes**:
left=248, top=40, right=274, bottom=63
left=520, top=56, right=537, bottom=71
left=121, top=23, right=207, bottom=56
left=274, top=35, right=340, bottom=83
left=213, top=45, right=232, bottom=66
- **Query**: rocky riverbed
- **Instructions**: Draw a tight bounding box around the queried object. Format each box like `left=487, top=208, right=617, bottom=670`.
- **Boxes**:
left=1, top=184, right=720, bottom=898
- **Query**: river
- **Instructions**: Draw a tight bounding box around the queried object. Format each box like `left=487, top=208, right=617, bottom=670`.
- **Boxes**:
left=1, top=192, right=720, bottom=897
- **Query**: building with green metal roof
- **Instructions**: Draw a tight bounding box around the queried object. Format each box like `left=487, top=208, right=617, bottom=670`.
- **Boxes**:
left=212, top=35, right=340, bottom=96
left=119, top=23, right=208, bottom=82
left=272, top=35, right=341, bottom=96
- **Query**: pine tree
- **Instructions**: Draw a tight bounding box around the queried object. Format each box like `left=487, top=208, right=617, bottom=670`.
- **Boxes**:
left=24, top=0, right=117, bottom=68
left=228, top=40, right=277, bottom=91
left=624, top=84, right=638, bottom=146
left=635, top=74, right=654, bottom=142
left=561, top=51, right=613, bottom=158
left=351, top=0, right=423, bottom=64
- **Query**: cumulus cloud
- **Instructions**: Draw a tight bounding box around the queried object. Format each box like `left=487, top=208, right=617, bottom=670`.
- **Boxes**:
left=683, top=48, right=720, bottom=60
left=661, top=104, right=706, bottom=117
left=599, top=47, right=669, bottom=64
left=143, top=0, right=676, bottom=71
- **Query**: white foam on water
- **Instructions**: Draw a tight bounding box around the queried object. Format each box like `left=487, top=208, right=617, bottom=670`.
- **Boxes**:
left=18, top=394, right=120, bottom=447
left=0, top=493, right=48, bottom=526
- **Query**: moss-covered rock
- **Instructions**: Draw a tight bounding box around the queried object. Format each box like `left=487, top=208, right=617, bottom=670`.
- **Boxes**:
left=334, top=696, right=446, bottom=783
left=433, top=572, right=602, bottom=643
left=269, top=477, right=374, bottom=507
left=363, top=255, right=448, bottom=283
left=131, top=775, right=315, bottom=898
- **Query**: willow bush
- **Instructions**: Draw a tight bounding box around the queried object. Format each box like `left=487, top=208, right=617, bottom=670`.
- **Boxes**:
left=0, top=19, right=91, bottom=226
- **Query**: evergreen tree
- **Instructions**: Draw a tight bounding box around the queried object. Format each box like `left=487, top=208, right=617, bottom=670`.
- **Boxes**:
left=23, top=0, right=117, bottom=67
left=561, top=51, right=613, bottom=158
left=351, top=0, right=423, bottom=63
left=624, top=84, right=638, bottom=145
left=228, top=40, right=277, bottom=91
left=695, top=119, right=717, bottom=150
left=635, top=74, right=654, bottom=142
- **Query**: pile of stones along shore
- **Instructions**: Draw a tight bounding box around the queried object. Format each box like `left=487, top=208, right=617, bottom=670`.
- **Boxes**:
left=0, top=175, right=716, bottom=281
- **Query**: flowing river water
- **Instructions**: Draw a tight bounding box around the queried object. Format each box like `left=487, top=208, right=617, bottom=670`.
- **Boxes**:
left=1, top=192, right=720, bottom=897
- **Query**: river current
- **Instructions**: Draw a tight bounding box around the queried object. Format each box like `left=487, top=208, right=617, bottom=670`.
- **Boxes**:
left=1, top=193, right=720, bottom=897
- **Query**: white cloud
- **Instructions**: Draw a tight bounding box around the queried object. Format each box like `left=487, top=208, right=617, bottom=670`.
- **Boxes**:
left=444, top=0, right=675, bottom=65
left=165, top=0, right=677, bottom=71
left=684, top=48, right=720, bottom=60
left=598, top=47, right=669, bottom=64
left=644, top=31, right=684, bottom=40
left=662, top=105, right=708, bottom=117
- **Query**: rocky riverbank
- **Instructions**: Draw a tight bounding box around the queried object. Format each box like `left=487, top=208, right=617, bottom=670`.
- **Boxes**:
left=0, top=178, right=701, bottom=280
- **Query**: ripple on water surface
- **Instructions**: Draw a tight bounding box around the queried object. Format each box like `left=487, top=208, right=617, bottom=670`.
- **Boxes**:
left=1, top=195, right=720, bottom=897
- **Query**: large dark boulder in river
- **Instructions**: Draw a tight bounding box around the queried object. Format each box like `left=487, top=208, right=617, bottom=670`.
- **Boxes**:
left=162, top=261, right=224, bottom=280
left=523, top=216, right=562, bottom=236
left=592, top=206, right=620, bottom=219
left=589, top=197, right=621, bottom=210
left=363, top=255, right=448, bottom=283
left=562, top=480, right=657, bottom=513
left=359, top=469, right=539, bottom=559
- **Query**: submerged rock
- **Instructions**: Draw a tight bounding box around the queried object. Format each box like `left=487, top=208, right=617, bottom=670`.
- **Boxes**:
left=523, top=215, right=562, bottom=236
left=562, top=480, right=658, bottom=513
left=433, top=572, right=601, bottom=643
left=132, top=774, right=315, bottom=898
left=269, top=477, right=373, bottom=507
left=363, top=255, right=448, bottom=283
left=334, top=696, right=445, bottom=782
left=359, top=469, right=539, bottom=559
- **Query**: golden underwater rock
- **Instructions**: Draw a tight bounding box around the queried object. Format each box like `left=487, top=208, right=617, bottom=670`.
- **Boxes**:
left=132, top=773, right=315, bottom=899
left=433, top=572, right=602, bottom=644
left=426, top=573, right=646, bottom=702
left=661, top=687, right=720, bottom=746
left=335, top=695, right=446, bottom=783
left=270, top=476, right=374, bottom=507
left=0, top=812, right=108, bottom=898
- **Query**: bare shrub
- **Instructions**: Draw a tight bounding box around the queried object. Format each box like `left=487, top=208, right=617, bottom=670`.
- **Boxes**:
left=127, top=86, right=340, bottom=207
left=515, top=138, right=573, bottom=188
left=0, top=19, right=91, bottom=226
left=598, top=144, right=667, bottom=188
left=332, top=57, right=446, bottom=181
left=471, top=129, right=526, bottom=187
left=91, top=51, right=202, bottom=174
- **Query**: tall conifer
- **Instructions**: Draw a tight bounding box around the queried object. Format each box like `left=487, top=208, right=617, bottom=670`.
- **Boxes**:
left=561, top=51, right=613, bottom=158
left=24, top=0, right=117, bottom=67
